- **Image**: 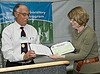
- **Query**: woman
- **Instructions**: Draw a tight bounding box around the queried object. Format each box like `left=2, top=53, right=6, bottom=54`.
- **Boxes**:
left=49, top=6, right=100, bottom=74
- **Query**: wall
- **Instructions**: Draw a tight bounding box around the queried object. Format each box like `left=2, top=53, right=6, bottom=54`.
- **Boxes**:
left=95, top=0, right=100, bottom=46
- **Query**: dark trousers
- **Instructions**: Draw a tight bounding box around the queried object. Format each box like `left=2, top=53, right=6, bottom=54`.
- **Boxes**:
left=6, top=60, right=35, bottom=67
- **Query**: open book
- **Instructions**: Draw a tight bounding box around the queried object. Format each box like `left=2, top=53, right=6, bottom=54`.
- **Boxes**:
left=30, top=41, right=75, bottom=56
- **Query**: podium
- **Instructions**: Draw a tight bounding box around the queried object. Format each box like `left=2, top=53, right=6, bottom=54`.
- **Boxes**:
left=0, top=61, right=70, bottom=74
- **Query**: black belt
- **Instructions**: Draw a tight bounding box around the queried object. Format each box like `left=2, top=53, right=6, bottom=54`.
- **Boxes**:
left=6, top=60, right=35, bottom=67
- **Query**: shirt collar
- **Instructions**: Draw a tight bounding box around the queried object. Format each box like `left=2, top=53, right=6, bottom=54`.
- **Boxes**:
left=14, top=21, right=28, bottom=29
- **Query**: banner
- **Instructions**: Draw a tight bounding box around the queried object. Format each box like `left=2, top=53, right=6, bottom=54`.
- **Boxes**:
left=0, top=2, right=53, bottom=43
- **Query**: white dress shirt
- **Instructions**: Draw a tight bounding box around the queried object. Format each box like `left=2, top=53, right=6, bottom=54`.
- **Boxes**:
left=1, top=21, right=40, bottom=62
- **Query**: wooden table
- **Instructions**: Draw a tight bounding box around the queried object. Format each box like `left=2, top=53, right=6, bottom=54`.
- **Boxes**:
left=0, top=61, right=70, bottom=74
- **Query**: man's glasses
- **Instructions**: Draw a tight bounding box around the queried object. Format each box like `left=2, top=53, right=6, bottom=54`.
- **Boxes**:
left=16, top=12, right=30, bottom=16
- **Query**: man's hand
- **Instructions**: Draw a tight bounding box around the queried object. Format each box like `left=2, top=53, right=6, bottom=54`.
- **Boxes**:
left=23, top=50, right=36, bottom=60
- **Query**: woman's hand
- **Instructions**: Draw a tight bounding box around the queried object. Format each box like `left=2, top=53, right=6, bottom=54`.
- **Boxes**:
left=49, top=54, right=65, bottom=60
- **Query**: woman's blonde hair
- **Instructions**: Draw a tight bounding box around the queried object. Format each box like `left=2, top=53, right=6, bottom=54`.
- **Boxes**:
left=68, top=6, right=89, bottom=26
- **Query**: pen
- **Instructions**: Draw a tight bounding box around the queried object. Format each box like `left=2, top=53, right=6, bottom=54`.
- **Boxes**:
left=29, top=43, right=31, bottom=50
left=29, top=37, right=31, bottom=50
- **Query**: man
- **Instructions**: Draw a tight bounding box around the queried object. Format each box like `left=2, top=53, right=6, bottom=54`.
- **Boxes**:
left=1, top=3, right=40, bottom=67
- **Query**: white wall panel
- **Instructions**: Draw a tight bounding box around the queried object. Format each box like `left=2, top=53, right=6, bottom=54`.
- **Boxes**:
left=95, top=0, right=100, bottom=46
left=52, top=0, right=93, bottom=45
